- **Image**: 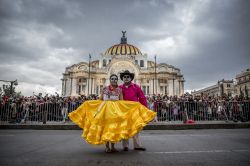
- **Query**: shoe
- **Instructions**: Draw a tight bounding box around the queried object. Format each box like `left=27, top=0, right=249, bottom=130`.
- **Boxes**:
left=123, top=147, right=129, bottom=151
left=105, top=147, right=112, bottom=153
left=134, top=147, right=146, bottom=151
left=111, top=148, right=119, bottom=153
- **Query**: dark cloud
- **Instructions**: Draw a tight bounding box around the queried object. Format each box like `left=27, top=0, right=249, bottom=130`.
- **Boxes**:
left=181, top=0, right=250, bottom=90
left=0, top=0, right=249, bottom=95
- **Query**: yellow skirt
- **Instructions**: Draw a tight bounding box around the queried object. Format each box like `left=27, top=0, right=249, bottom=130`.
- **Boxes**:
left=68, top=100, right=156, bottom=145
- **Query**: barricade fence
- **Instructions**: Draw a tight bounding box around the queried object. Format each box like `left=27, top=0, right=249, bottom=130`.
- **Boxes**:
left=0, top=101, right=81, bottom=124
left=153, top=101, right=250, bottom=122
left=0, top=101, right=249, bottom=124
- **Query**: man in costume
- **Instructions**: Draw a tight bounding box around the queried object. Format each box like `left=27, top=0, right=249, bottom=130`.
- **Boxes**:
left=119, top=70, right=147, bottom=151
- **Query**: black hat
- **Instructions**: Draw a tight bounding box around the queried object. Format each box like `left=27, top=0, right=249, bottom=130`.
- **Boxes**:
left=120, top=70, right=135, bottom=81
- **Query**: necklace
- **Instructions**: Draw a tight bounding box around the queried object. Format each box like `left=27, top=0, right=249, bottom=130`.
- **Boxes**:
left=109, top=85, right=117, bottom=91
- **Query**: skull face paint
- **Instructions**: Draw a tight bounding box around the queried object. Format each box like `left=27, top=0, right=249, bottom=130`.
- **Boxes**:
left=122, top=75, right=131, bottom=83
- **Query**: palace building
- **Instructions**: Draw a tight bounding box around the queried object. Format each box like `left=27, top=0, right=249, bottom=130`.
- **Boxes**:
left=191, top=68, right=250, bottom=98
left=61, top=32, right=185, bottom=97
left=235, top=68, right=250, bottom=97
left=191, top=79, right=234, bottom=97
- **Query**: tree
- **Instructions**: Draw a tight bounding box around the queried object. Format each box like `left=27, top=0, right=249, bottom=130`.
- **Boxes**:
left=1, top=84, right=22, bottom=98
left=0, top=87, right=3, bottom=97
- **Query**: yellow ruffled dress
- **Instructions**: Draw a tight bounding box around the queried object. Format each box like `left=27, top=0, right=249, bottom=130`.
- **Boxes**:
left=68, top=100, right=156, bottom=145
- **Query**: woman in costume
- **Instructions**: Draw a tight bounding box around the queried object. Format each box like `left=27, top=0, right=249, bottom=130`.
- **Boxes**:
left=68, top=74, right=156, bottom=153
left=99, top=74, right=122, bottom=152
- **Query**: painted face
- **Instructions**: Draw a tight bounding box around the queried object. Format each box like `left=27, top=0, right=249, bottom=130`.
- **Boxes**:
left=110, top=76, right=118, bottom=83
left=122, top=75, right=131, bottom=83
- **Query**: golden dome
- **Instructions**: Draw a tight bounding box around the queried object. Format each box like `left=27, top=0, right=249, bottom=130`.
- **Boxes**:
left=105, top=44, right=142, bottom=55
left=105, top=31, right=142, bottom=56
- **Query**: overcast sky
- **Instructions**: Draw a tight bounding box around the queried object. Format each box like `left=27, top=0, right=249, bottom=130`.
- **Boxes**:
left=0, top=0, right=249, bottom=96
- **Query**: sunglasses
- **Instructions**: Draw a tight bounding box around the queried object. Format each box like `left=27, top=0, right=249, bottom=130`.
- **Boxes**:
left=123, top=75, right=131, bottom=79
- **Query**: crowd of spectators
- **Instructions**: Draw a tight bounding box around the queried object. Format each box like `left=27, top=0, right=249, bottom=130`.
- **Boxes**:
left=149, top=94, right=250, bottom=122
left=0, top=93, right=249, bottom=124
left=0, top=94, right=98, bottom=123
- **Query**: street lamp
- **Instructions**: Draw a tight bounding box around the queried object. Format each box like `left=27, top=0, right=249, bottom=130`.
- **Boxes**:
left=0, top=79, right=18, bottom=96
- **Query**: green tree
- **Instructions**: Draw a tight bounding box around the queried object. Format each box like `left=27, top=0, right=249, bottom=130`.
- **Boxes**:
left=1, top=84, right=22, bottom=98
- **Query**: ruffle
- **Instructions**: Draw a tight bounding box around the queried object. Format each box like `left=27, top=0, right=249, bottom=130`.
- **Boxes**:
left=68, top=100, right=156, bottom=145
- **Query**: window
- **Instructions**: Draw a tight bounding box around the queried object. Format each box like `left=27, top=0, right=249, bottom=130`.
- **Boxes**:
left=109, top=59, right=111, bottom=63
left=140, top=60, right=144, bottom=67
left=82, top=85, right=86, bottom=92
left=142, top=86, right=146, bottom=94
left=103, top=59, right=107, bottom=67
left=147, top=86, right=149, bottom=94
left=165, top=86, right=167, bottom=94
left=227, top=84, right=231, bottom=87
left=78, top=85, right=81, bottom=94
left=160, top=86, right=163, bottom=92
left=135, top=60, right=138, bottom=64
left=96, top=86, right=99, bottom=94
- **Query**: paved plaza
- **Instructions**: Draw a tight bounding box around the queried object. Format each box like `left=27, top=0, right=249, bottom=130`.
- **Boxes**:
left=0, top=129, right=250, bottom=166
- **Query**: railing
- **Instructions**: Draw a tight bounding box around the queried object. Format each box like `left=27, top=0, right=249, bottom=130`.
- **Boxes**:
left=153, top=101, right=250, bottom=123
left=0, top=101, right=82, bottom=124
left=0, top=101, right=249, bottom=124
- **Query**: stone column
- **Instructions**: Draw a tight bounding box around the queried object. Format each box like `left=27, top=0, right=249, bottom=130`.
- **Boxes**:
left=150, top=79, right=154, bottom=95
left=87, top=77, right=90, bottom=96
left=90, top=78, right=93, bottom=95
left=92, top=78, right=95, bottom=95
left=181, top=80, right=184, bottom=96
left=69, top=78, right=72, bottom=95
left=84, top=84, right=87, bottom=95
left=71, top=78, right=77, bottom=96
left=175, top=79, right=179, bottom=96
left=61, top=79, right=64, bottom=96
left=168, top=79, right=173, bottom=96
left=65, top=79, right=70, bottom=96
left=173, top=79, right=175, bottom=96
left=156, top=79, right=159, bottom=95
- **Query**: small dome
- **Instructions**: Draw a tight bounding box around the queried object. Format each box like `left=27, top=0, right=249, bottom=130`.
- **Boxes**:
left=104, top=31, right=142, bottom=56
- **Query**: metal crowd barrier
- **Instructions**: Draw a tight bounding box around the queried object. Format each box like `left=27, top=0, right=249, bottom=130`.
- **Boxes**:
left=0, top=101, right=250, bottom=124
left=0, top=101, right=82, bottom=125
left=153, top=101, right=250, bottom=122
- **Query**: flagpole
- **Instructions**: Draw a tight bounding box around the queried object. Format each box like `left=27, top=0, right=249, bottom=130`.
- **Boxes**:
left=88, top=54, right=91, bottom=96
left=154, top=55, right=157, bottom=95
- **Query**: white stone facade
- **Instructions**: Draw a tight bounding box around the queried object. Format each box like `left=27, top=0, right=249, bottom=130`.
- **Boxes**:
left=61, top=33, right=185, bottom=97
left=191, top=79, right=235, bottom=97
left=235, top=68, right=250, bottom=97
